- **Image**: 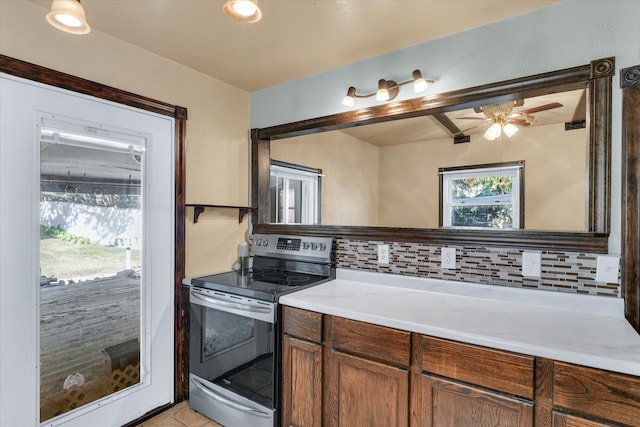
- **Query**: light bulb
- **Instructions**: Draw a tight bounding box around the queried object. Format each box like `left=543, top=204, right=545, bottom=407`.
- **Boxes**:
left=342, top=95, right=354, bottom=107
left=376, top=79, right=390, bottom=101
left=484, top=123, right=502, bottom=141
left=223, top=0, right=262, bottom=23
left=54, top=13, right=82, bottom=27
left=412, top=70, right=428, bottom=92
left=503, top=123, right=519, bottom=138
left=232, top=1, right=258, bottom=17
left=46, top=0, right=90, bottom=35
left=342, top=87, right=355, bottom=107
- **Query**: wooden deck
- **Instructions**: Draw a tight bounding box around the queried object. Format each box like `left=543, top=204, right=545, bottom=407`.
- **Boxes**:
left=40, top=273, right=140, bottom=399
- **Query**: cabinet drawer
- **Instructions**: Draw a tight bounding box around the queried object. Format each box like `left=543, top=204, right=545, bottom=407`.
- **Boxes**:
left=554, top=361, right=640, bottom=426
left=417, top=335, right=534, bottom=399
left=328, top=316, right=410, bottom=367
left=283, top=306, right=322, bottom=343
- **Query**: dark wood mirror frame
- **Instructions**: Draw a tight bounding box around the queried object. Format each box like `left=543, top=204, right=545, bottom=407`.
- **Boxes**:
left=620, top=63, right=640, bottom=332
left=252, top=57, right=615, bottom=253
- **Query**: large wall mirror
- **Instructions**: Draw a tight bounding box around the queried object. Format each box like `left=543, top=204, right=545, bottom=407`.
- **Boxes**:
left=252, top=57, right=614, bottom=252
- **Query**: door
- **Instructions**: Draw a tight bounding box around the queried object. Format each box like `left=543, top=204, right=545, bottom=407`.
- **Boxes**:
left=282, top=335, right=323, bottom=427
left=1, top=74, right=174, bottom=427
left=416, top=374, right=534, bottom=427
left=327, top=350, right=409, bottom=427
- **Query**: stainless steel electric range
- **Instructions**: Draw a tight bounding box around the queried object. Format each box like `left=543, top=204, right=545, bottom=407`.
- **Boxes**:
left=187, top=234, right=334, bottom=427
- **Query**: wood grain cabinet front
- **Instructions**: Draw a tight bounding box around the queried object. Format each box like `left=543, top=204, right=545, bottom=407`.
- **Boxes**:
left=281, top=307, right=323, bottom=427
left=281, top=306, right=640, bottom=427
left=411, top=334, right=535, bottom=427
left=325, top=315, right=411, bottom=426
left=552, top=412, right=617, bottom=427
left=282, top=336, right=322, bottom=427
left=412, top=374, right=534, bottom=427
left=553, top=362, right=640, bottom=427
left=326, top=350, right=409, bottom=427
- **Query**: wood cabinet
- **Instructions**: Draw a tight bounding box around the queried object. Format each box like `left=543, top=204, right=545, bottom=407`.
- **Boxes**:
left=553, top=362, right=640, bottom=427
left=282, top=307, right=323, bottom=427
left=414, top=374, right=533, bottom=427
left=552, top=412, right=616, bottom=427
left=325, top=315, right=410, bottom=427
left=326, top=350, right=409, bottom=427
left=281, top=306, right=640, bottom=427
left=411, top=334, right=534, bottom=427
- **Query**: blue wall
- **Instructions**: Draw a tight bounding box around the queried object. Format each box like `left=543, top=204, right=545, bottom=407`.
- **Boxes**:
left=251, top=1, right=639, bottom=127
left=250, top=0, right=640, bottom=254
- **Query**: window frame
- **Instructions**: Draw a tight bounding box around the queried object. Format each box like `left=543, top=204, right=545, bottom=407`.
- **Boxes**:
left=439, top=161, right=525, bottom=229
left=269, top=160, right=322, bottom=225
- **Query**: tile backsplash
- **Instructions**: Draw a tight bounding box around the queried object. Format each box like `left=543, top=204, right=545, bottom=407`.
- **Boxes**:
left=335, top=239, right=620, bottom=297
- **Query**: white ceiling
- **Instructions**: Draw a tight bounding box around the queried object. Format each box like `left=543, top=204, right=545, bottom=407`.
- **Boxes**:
left=29, top=0, right=560, bottom=92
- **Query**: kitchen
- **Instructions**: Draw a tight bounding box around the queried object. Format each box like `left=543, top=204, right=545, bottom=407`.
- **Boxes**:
left=1, top=1, right=639, bottom=426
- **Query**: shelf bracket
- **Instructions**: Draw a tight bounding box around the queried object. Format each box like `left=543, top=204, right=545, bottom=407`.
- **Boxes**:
left=187, top=204, right=256, bottom=224
left=193, top=206, right=206, bottom=224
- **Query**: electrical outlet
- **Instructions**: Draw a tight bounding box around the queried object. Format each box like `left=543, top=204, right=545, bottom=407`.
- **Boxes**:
left=441, top=247, right=456, bottom=269
left=596, top=255, right=619, bottom=283
left=377, top=244, right=390, bottom=264
left=522, top=251, right=541, bottom=277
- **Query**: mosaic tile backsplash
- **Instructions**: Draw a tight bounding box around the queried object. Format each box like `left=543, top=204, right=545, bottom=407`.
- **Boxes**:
left=335, top=239, right=620, bottom=297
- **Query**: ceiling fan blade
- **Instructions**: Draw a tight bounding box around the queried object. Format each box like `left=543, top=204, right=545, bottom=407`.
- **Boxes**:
left=519, top=102, right=563, bottom=115
left=507, top=119, right=530, bottom=127
left=457, top=116, right=487, bottom=120
left=459, top=122, right=490, bottom=133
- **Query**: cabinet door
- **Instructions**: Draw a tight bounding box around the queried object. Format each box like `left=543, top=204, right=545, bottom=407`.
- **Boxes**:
left=553, top=412, right=616, bottom=427
left=282, top=336, right=323, bottom=427
left=414, top=374, right=533, bottom=427
left=327, top=350, right=409, bottom=427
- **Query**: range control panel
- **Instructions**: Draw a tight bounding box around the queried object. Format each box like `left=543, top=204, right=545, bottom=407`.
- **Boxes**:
left=250, top=234, right=333, bottom=262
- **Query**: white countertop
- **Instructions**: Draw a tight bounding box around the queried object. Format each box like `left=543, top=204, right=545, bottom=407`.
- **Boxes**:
left=279, top=268, right=640, bottom=376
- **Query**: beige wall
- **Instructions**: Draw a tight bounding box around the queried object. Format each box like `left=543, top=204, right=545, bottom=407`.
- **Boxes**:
left=0, top=0, right=250, bottom=276
left=271, top=131, right=379, bottom=226
left=273, top=122, right=587, bottom=231
left=379, top=123, right=587, bottom=230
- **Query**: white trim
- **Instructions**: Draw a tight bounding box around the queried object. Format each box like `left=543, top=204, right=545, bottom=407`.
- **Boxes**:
left=1, top=73, right=174, bottom=427
left=442, top=165, right=521, bottom=228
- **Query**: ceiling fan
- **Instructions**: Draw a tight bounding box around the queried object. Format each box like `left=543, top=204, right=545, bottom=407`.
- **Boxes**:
left=458, top=100, right=563, bottom=140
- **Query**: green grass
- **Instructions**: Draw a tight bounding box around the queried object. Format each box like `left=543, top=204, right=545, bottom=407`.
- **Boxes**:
left=40, top=239, right=141, bottom=281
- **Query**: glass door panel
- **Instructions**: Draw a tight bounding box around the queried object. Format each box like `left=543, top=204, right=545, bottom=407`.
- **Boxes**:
left=39, top=121, right=144, bottom=422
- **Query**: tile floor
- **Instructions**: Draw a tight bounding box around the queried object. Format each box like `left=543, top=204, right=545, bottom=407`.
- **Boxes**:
left=133, top=401, right=221, bottom=427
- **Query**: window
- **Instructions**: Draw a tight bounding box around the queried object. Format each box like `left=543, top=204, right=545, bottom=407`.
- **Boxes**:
left=440, top=161, right=524, bottom=229
left=269, top=161, right=321, bottom=224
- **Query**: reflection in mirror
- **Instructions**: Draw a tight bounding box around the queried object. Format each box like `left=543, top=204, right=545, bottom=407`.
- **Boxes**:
left=271, top=89, right=588, bottom=231
left=254, top=57, right=613, bottom=252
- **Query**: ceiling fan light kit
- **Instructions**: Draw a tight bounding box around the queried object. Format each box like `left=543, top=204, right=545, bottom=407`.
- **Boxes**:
left=223, top=0, right=262, bottom=23
left=46, top=0, right=90, bottom=35
left=342, top=69, right=435, bottom=106
left=459, top=100, right=564, bottom=141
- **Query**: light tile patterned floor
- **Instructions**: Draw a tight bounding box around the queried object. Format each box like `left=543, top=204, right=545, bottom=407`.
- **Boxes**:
left=133, top=401, right=222, bottom=427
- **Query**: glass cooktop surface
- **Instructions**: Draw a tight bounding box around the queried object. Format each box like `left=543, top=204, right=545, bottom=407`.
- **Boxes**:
left=191, top=268, right=331, bottom=302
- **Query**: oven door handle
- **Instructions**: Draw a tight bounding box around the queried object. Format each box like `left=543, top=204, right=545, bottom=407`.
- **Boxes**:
left=190, top=376, right=272, bottom=419
left=190, top=288, right=272, bottom=314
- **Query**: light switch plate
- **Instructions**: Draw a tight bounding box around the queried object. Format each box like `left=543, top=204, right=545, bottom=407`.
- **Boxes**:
left=596, top=255, right=620, bottom=283
left=522, top=251, right=541, bottom=277
left=377, top=244, right=389, bottom=264
left=441, top=247, right=456, bottom=269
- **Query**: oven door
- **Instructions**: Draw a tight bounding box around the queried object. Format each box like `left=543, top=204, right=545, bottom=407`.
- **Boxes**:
left=189, top=286, right=276, bottom=426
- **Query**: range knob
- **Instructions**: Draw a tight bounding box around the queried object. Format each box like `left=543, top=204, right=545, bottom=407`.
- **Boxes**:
left=319, top=243, right=327, bottom=251
left=311, top=243, right=318, bottom=250
left=302, top=242, right=310, bottom=249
